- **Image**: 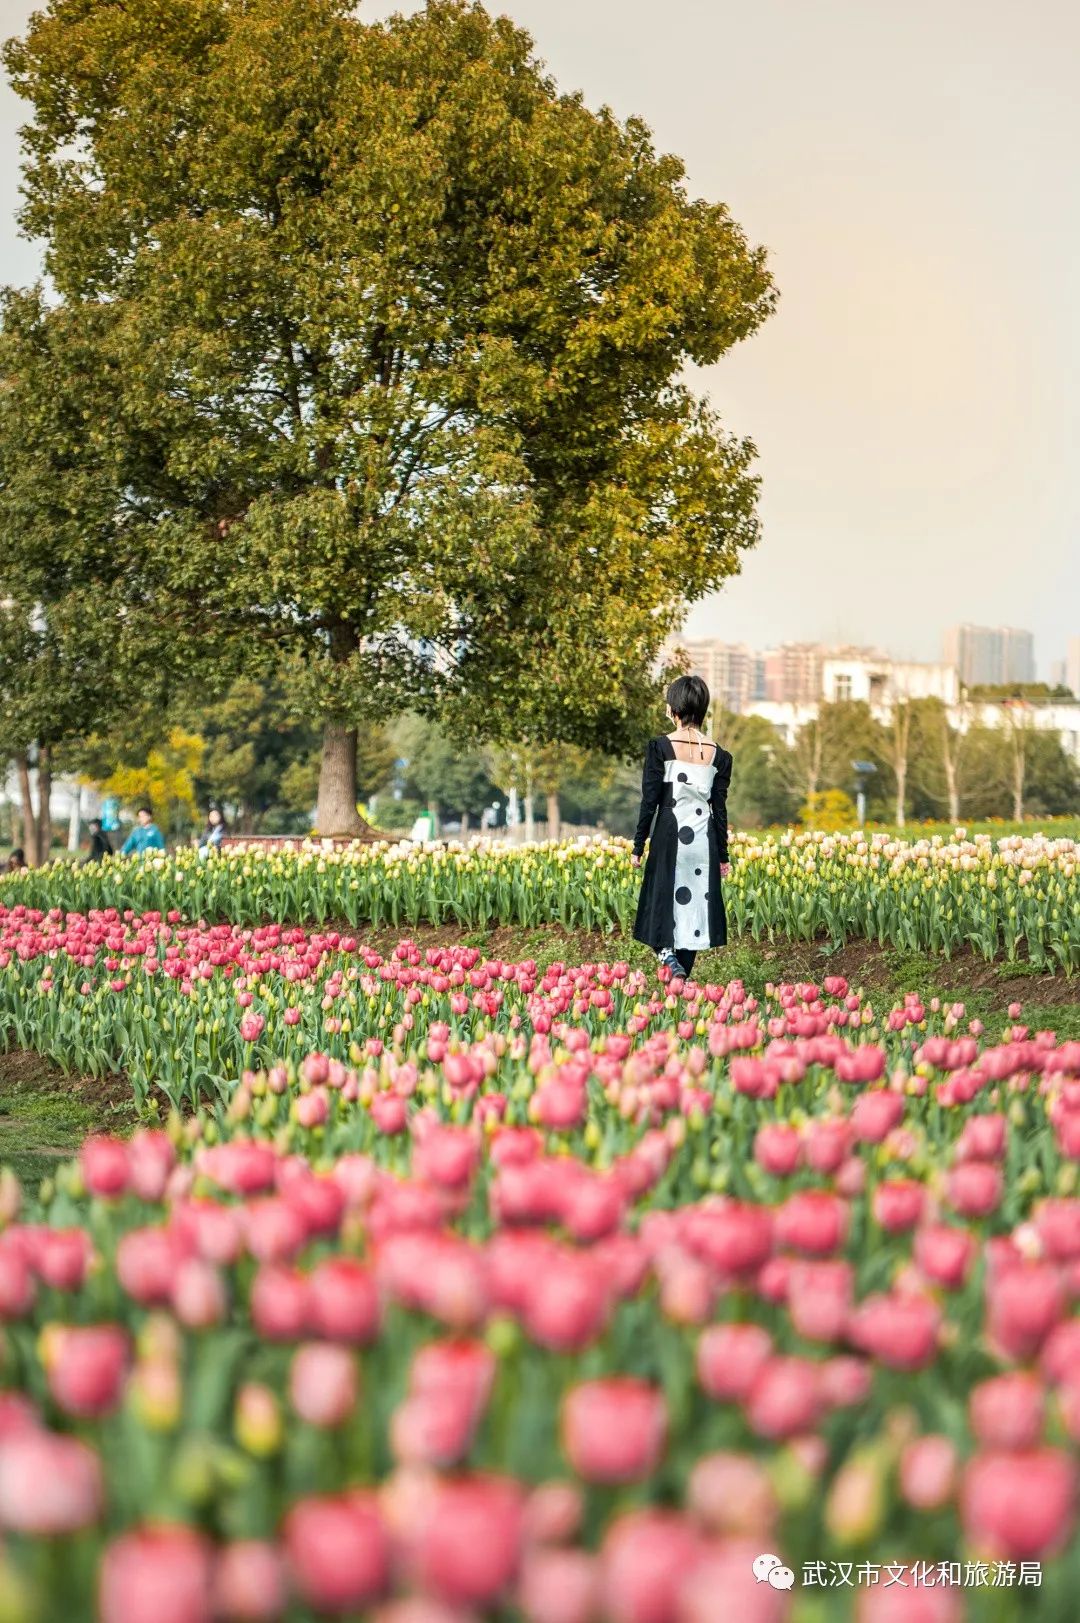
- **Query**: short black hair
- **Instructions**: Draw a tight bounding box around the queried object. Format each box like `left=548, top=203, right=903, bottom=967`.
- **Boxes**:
left=137, top=805, right=153, bottom=817
left=666, top=673, right=709, bottom=727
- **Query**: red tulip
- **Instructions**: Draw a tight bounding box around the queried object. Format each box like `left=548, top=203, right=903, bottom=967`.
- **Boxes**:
left=250, top=1264, right=309, bottom=1341
left=679, top=1539, right=788, bottom=1623
left=99, top=1525, right=214, bottom=1623
left=962, top=1447, right=1076, bottom=1558
left=523, top=1482, right=583, bottom=1546
left=562, top=1379, right=666, bottom=1484
left=818, top=1355, right=873, bottom=1410
left=0, top=1248, right=34, bottom=1319
left=850, top=1090, right=904, bottom=1143
left=284, top=1492, right=390, bottom=1613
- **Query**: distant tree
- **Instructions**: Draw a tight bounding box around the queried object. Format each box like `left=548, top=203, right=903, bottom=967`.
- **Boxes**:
left=713, top=711, right=797, bottom=829
left=395, top=718, right=495, bottom=834
left=99, top=729, right=205, bottom=841
left=799, top=789, right=858, bottom=832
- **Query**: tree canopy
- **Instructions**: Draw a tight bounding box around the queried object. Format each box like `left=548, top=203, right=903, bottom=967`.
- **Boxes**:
left=1, top=0, right=775, bottom=832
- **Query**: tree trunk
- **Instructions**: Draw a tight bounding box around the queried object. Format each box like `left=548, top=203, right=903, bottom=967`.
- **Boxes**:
left=894, top=763, right=906, bottom=828
left=35, top=746, right=52, bottom=865
left=67, top=782, right=82, bottom=853
left=17, top=753, right=37, bottom=864
left=316, top=722, right=381, bottom=840
left=546, top=791, right=561, bottom=843
left=523, top=792, right=535, bottom=843
left=426, top=799, right=440, bottom=838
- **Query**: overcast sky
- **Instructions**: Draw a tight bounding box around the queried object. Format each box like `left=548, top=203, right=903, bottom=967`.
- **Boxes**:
left=3, top=0, right=1078, bottom=673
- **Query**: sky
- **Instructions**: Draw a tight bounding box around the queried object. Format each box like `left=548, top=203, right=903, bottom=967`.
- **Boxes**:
left=2, top=0, right=1078, bottom=675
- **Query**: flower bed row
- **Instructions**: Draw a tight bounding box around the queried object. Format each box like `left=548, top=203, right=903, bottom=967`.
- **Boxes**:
left=1, top=952, right=1080, bottom=1617
left=2, top=825, right=1078, bottom=966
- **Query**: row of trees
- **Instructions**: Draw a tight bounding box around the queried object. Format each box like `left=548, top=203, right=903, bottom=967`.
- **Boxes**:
left=0, top=0, right=775, bottom=844
left=8, top=686, right=1074, bottom=857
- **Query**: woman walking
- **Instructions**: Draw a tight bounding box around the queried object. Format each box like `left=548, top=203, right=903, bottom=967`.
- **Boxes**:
left=631, top=674, right=733, bottom=980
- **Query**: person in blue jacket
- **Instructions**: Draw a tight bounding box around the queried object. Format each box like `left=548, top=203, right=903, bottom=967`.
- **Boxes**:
left=120, top=806, right=166, bottom=856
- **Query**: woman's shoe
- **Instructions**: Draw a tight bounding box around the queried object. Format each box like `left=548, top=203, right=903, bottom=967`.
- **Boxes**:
left=657, top=949, right=683, bottom=978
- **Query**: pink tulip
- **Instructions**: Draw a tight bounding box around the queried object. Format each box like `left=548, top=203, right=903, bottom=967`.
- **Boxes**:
left=118, top=1226, right=187, bottom=1307
left=523, top=1482, right=584, bottom=1546
left=962, top=1447, right=1076, bottom=1558
left=697, top=1323, right=773, bottom=1402
left=850, top=1090, right=904, bottom=1143
left=847, top=1293, right=939, bottom=1371
left=99, top=1525, right=214, bottom=1623
left=818, top=1355, right=873, bottom=1409
left=0, top=1429, right=103, bottom=1534
left=753, top=1124, right=802, bottom=1178
left=308, top=1256, right=382, bottom=1344
left=970, top=1372, right=1045, bottom=1449
left=0, top=1248, right=34, bottom=1318
left=128, top=1129, right=177, bottom=1202
left=290, top=1343, right=358, bottom=1428
left=679, top=1539, right=788, bottom=1623
left=81, top=1134, right=130, bottom=1198
left=899, top=1435, right=958, bottom=1511
left=172, top=1258, right=228, bottom=1330
left=413, top=1474, right=525, bottom=1606
left=47, top=1324, right=129, bottom=1418
left=947, top=1162, right=1003, bottom=1218
left=250, top=1264, right=309, bottom=1341
left=774, top=1191, right=846, bottom=1255
left=913, top=1225, right=975, bottom=1290
left=562, top=1379, right=666, bottom=1484
left=519, top=1549, right=598, bottom=1623
left=600, top=1510, right=701, bottom=1623
left=857, top=1586, right=962, bottom=1622
left=872, top=1179, right=925, bottom=1233
left=285, top=1492, right=390, bottom=1613
left=987, top=1263, right=1065, bottom=1360
left=687, top=1452, right=777, bottom=1536
left=745, top=1356, right=822, bottom=1439
left=786, top=1260, right=852, bottom=1342
left=213, top=1540, right=287, bottom=1621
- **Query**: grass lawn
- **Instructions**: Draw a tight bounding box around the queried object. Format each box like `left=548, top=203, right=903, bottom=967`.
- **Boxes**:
left=1, top=925, right=1077, bottom=1195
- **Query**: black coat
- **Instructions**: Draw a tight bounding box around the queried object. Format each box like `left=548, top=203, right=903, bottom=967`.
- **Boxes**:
left=85, top=830, right=113, bottom=863
left=631, top=735, right=732, bottom=954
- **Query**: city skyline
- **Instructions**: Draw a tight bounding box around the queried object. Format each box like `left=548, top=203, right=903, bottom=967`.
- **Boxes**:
left=3, top=0, right=1080, bottom=672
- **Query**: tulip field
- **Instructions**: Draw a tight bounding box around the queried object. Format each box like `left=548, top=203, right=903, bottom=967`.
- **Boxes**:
left=2, top=825, right=1079, bottom=968
left=1, top=828, right=1080, bottom=1623
left=0, top=916, right=1079, bottom=1620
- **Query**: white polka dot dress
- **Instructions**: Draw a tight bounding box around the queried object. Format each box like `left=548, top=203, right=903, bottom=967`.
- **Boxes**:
left=631, top=735, right=733, bottom=956
left=666, top=757, right=714, bottom=950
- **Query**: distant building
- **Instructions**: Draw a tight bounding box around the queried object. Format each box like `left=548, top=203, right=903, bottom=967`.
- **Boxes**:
left=1065, top=637, right=1080, bottom=699
left=822, top=654, right=959, bottom=711
left=673, top=639, right=761, bottom=713
left=943, top=624, right=1036, bottom=687
left=761, top=642, right=883, bottom=705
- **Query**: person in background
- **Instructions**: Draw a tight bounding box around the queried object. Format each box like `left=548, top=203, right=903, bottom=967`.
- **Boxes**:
left=199, top=805, right=227, bottom=856
left=84, top=818, right=113, bottom=863
left=631, top=673, right=733, bottom=983
left=120, top=806, right=165, bottom=856
left=5, top=848, right=26, bottom=874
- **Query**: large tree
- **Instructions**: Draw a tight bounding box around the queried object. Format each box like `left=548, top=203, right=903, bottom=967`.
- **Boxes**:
left=2, top=0, right=775, bottom=833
